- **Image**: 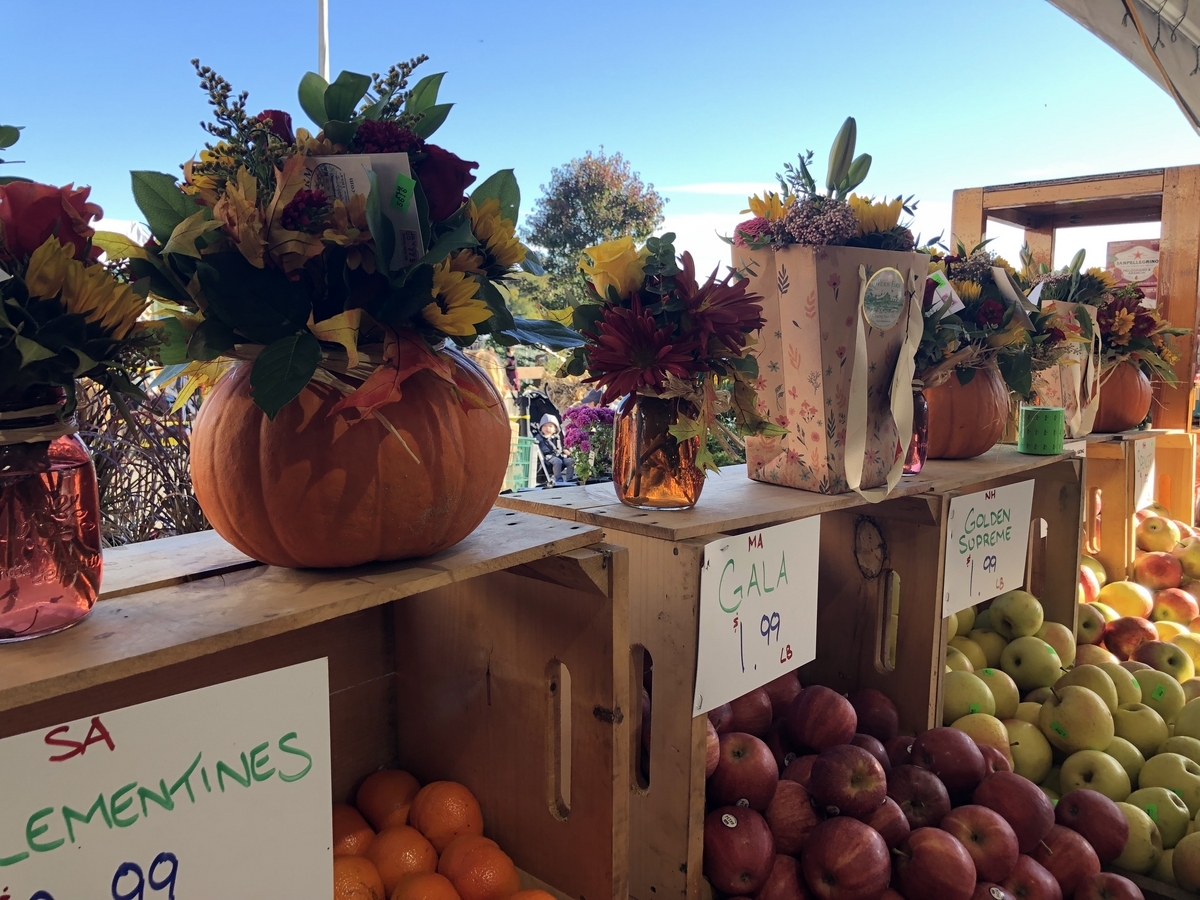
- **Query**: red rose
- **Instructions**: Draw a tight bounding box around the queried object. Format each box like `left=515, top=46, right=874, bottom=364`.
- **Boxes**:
left=974, top=299, right=1005, bottom=328
left=256, top=109, right=295, bottom=144
left=413, top=144, right=478, bottom=222
left=0, top=181, right=103, bottom=261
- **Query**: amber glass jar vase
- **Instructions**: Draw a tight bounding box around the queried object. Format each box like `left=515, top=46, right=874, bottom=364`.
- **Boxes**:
left=0, top=386, right=102, bottom=641
left=612, top=394, right=706, bottom=510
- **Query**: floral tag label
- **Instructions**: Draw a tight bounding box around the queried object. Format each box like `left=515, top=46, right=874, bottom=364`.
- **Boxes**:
left=391, top=171, right=416, bottom=212
left=0, top=266, right=9, bottom=283
left=861, top=267, right=905, bottom=330
left=926, top=270, right=964, bottom=317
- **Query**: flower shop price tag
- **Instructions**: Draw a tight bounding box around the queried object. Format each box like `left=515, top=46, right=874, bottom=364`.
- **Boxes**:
left=693, top=518, right=819, bottom=714
left=943, top=480, right=1035, bottom=616
left=0, top=660, right=332, bottom=900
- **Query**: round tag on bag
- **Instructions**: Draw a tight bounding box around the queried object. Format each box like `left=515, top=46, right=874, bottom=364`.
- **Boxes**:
left=862, top=267, right=906, bottom=330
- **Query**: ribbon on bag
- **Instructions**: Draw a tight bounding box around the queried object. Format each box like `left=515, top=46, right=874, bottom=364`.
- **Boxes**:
left=843, top=264, right=925, bottom=502
left=1074, top=304, right=1102, bottom=437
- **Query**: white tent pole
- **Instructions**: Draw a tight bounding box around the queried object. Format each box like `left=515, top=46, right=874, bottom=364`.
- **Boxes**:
left=318, top=0, right=330, bottom=81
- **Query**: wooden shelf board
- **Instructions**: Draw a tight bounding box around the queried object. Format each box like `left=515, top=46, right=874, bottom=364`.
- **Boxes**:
left=99, top=530, right=257, bottom=600
left=0, top=508, right=601, bottom=713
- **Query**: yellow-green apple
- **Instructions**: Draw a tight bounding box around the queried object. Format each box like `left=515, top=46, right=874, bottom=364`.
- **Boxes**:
left=945, top=646, right=974, bottom=672
left=1104, top=736, right=1147, bottom=785
left=1155, top=848, right=1179, bottom=886
left=956, top=606, right=976, bottom=637
left=940, top=804, right=1020, bottom=884
left=1157, top=620, right=1190, bottom=641
left=1154, top=587, right=1200, bottom=623
left=975, top=608, right=993, bottom=631
left=1174, top=634, right=1200, bottom=671
left=943, top=671, right=995, bottom=724
left=1134, top=550, right=1185, bottom=590
left=892, top=825, right=976, bottom=900
left=973, top=770, right=1056, bottom=853
left=1080, top=565, right=1102, bottom=604
left=990, top=590, right=1045, bottom=639
left=1025, top=686, right=1054, bottom=703
left=1001, top=636, right=1064, bottom=692
left=1036, top=621, right=1076, bottom=667
left=1138, top=515, right=1182, bottom=552
left=1132, top=639, right=1197, bottom=682
left=1041, top=785, right=1060, bottom=802
left=1004, top=718, right=1053, bottom=783
left=1104, top=616, right=1158, bottom=660
left=1175, top=538, right=1200, bottom=580
left=887, top=764, right=951, bottom=830
left=1030, top=823, right=1102, bottom=897
left=1075, top=643, right=1120, bottom=667
left=1092, top=601, right=1122, bottom=622
left=1160, top=736, right=1200, bottom=766
left=702, top=806, right=776, bottom=894
left=1099, top=662, right=1144, bottom=706
left=1056, top=665, right=1120, bottom=712
left=1015, top=702, right=1042, bottom=724
left=1184, top=678, right=1200, bottom=703
left=1000, top=854, right=1061, bottom=900
left=1173, top=829, right=1200, bottom=891
left=1039, top=685, right=1115, bottom=752
left=1060, top=749, right=1132, bottom=801
left=1082, top=555, right=1109, bottom=588
left=1127, top=786, right=1191, bottom=848
left=848, top=688, right=899, bottom=743
left=1112, top=801, right=1164, bottom=873
left=1043, top=765, right=1062, bottom=794
left=809, top=744, right=887, bottom=818
left=949, top=636, right=988, bottom=671
left=969, top=629, right=1008, bottom=668
left=1122, top=659, right=1153, bottom=673
left=1141, top=752, right=1200, bottom=815
left=708, top=733, right=780, bottom=810
left=946, top=612, right=958, bottom=640
left=1113, top=702, right=1169, bottom=758
left=952, top=713, right=1012, bottom=764
left=1144, top=501, right=1173, bottom=517
left=1136, top=668, right=1187, bottom=721
left=1099, top=581, right=1155, bottom=619
left=1078, top=602, right=1107, bottom=645
left=1172, top=699, right=1200, bottom=741
left=1056, top=788, right=1130, bottom=863
left=910, top=727, right=988, bottom=794
left=976, top=667, right=1019, bottom=719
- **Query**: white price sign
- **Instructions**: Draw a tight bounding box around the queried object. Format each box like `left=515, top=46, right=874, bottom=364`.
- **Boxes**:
left=0, top=660, right=332, bottom=900
left=693, top=518, right=819, bottom=714
left=1134, top=437, right=1157, bottom=511
left=943, top=481, right=1035, bottom=616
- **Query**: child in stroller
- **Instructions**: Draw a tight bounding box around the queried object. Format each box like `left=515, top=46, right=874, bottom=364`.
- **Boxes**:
left=535, top=414, right=575, bottom=485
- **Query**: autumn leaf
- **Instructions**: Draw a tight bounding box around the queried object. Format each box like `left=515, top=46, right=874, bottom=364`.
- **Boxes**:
left=163, top=210, right=223, bottom=259
left=309, top=308, right=362, bottom=369
left=213, top=167, right=265, bottom=268
left=330, top=330, right=455, bottom=419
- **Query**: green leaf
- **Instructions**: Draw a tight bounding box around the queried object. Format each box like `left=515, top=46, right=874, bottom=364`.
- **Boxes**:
left=249, top=332, right=322, bottom=419
left=365, top=170, right=396, bottom=274
left=131, top=171, right=198, bottom=243
left=0, top=176, right=32, bottom=185
left=470, top=169, right=520, bottom=223
left=150, top=362, right=191, bottom=388
left=360, top=90, right=392, bottom=122
left=145, top=317, right=192, bottom=366
left=323, top=119, right=358, bottom=147
left=69, top=348, right=98, bottom=377
left=413, top=179, right=431, bottom=252
left=0, top=125, right=21, bottom=150
left=196, top=252, right=312, bottom=344
left=373, top=264, right=434, bottom=327
left=323, top=71, right=372, bottom=123
left=520, top=249, right=545, bottom=276
left=162, top=209, right=221, bottom=259
left=418, top=220, right=478, bottom=268
left=474, top=278, right=515, bottom=334
left=572, top=304, right=605, bottom=336
left=411, top=103, right=452, bottom=139
left=498, top=317, right=584, bottom=351
left=298, top=72, right=330, bottom=125
left=14, top=335, right=54, bottom=367
left=187, top=317, right=237, bottom=361
left=998, top=351, right=1033, bottom=399
left=406, top=73, right=446, bottom=114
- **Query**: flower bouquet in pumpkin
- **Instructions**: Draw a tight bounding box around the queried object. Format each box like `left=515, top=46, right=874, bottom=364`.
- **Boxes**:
left=112, top=58, right=580, bottom=568
left=558, top=233, right=781, bottom=509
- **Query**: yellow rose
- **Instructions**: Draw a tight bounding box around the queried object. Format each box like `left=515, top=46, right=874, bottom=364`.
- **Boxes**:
left=579, top=236, right=648, bottom=301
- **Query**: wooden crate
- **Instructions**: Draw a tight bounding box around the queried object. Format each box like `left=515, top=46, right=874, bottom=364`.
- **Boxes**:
left=0, top=509, right=632, bottom=900
left=497, top=447, right=1083, bottom=900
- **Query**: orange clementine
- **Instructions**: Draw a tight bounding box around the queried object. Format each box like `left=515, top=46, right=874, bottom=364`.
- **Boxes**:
left=358, top=770, right=422, bottom=830
left=334, top=802, right=376, bottom=856
left=444, top=840, right=521, bottom=900
left=438, top=835, right=500, bottom=881
left=334, top=855, right=387, bottom=900
left=509, top=892, right=556, bottom=900
left=390, top=872, right=463, bottom=900
left=408, top=781, right=484, bottom=853
left=365, top=825, right=439, bottom=895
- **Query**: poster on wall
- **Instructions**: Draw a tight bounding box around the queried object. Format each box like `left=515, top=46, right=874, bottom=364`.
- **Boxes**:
left=1106, top=239, right=1159, bottom=305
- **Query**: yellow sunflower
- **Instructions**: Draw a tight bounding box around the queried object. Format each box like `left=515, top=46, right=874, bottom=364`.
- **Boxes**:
left=61, top=261, right=146, bottom=340
left=469, top=198, right=526, bottom=269
left=24, top=236, right=76, bottom=300
left=951, top=280, right=982, bottom=302
left=848, top=194, right=903, bottom=235
left=742, top=191, right=793, bottom=222
left=422, top=259, right=493, bottom=337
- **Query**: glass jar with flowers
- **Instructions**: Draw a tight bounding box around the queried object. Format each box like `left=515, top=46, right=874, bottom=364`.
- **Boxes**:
left=561, top=234, right=781, bottom=509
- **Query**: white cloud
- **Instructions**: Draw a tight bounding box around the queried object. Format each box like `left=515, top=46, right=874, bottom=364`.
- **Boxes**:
left=657, top=211, right=740, bottom=276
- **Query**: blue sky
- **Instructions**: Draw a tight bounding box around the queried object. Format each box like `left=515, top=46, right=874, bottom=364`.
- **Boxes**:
left=3, top=0, right=1197, bottom=273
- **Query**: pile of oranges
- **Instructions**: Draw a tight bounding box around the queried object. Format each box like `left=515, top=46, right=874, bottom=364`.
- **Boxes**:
left=332, top=769, right=555, bottom=900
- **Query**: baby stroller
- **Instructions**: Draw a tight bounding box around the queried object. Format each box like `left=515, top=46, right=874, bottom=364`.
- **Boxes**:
left=516, top=387, right=560, bottom=439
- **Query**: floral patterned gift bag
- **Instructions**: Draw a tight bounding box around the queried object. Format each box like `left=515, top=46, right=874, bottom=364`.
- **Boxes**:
left=1029, top=302, right=1101, bottom=438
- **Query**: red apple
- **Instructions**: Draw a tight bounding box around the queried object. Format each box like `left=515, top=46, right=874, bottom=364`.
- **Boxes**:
left=1103, top=616, right=1158, bottom=661
left=764, top=720, right=797, bottom=771
left=1133, top=550, right=1184, bottom=590
left=708, top=733, right=779, bottom=811
left=862, top=795, right=909, bottom=848
left=763, top=672, right=802, bottom=719
left=878, top=892, right=904, bottom=900
left=979, top=744, right=1013, bottom=775
left=885, top=735, right=915, bottom=768
left=887, top=764, right=952, bottom=829
left=973, top=886, right=1016, bottom=900
left=848, top=688, right=899, bottom=743
left=764, top=780, right=822, bottom=856
left=1053, top=789, right=1128, bottom=864
left=1028, top=824, right=1099, bottom=898
left=973, top=772, right=1055, bottom=854
left=911, top=727, right=987, bottom=795
left=893, top=826, right=976, bottom=900
left=1072, top=872, right=1144, bottom=900
left=1080, top=565, right=1101, bottom=604
left=786, top=686, right=856, bottom=753
left=730, top=688, right=774, bottom=737
left=710, top=703, right=735, bottom=734
left=849, top=733, right=890, bottom=773
left=706, top=718, right=720, bottom=778
left=753, top=854, right=812, bottom=900
left=809, top=744, right=887, bottom=818
left=781, top=754, right=816, bottom=789
left=940, top=804, right=1020, bottom=883
left=703, top=807, right=775, bottom=896
left=1153, top=587, right=1200, bottom=623
left=1000, top=855, right=1062, bottom=900
left=799, top=817, right=890, bottom=900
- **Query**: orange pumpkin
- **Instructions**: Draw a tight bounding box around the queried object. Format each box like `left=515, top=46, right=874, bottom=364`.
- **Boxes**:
left=1093, top=360, right=1152, bottom=433
left=925, top=362, right=1009, bottom=459
left=190, top=349, right=510, bottom=568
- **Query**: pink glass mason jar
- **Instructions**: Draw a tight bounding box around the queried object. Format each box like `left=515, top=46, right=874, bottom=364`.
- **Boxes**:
left=902, top=379, right=929, bottom=476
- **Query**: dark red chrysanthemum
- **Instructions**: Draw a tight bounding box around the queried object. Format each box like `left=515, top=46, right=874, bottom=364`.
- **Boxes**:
left=584, top=306, right=696, bottom=403
left=674, top=251, right=766, bottom=353
left=280, top=188, right=331, bottom=233
left=352, top=120, right=426, bottom=155
left=974, top=299, right=1005, bottom=327
left=1046, top=327, right=1066, bottom=344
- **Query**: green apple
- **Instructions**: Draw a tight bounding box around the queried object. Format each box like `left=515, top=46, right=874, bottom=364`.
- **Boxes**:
left=976, top=666, right=1019, bottom=719
left=1083, top=554, right=1109, bottom=588
left=1172, top=698, right=1200, bottom=740
left=1184, top=678, right=1200, bottom=703
left=1055, top=664, right=1119, bottom=712
left=974, top=607, right=993, bottom=631
left=1040, top=785, right=1059, bottom=802
left=1139, top=668, right=1188, bottom=722
left=1001, top=636, right=1064, bottom=692
left=1106, top=735, right=1147, bottom=785
left=945, top=645, right=974, bottom=672
left=1077, top=601, right=1107, bottom=645
left=1042, top=765, right=1062, bottom=794
left=1060, top=748, right=1132, bottom=801
left=952, top=713, right=1011, bottom=763
left=1160, top=736, right=1200, bottom=766
left=1025, top=686, right=1054, bottom=703
left=1174, top=830, right=1200, bottom=891
left=949, top=636, right=987, bottom=671
left=1039, top=685, right=1115, bottom=753
left=1128, top=786, right=1191, bottom=848
left=1015, top=701, right=1042, bottom=724
left=1155, top=848, right=1179, bottom=886
left=943, top=670, right=995, bottom=724
left=1141, top=752, right=1200, bottom=816
left=1003, top=717, right=1053, bottom=783
left=946, top=612, right=958, bottom=640
left=956, top=606, right=976, bottom=637
left=990, top=590, right=1045, bottom=639
left=1114, top=702, right=1170, bottom=758
left=968, top=629, right=1007, bottom=668
left=1100, top=661, right=1144, bottom=706
left=1036, top=621, right=1076, bottom=667
left=1113, top=801, right=1164, bottom=874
